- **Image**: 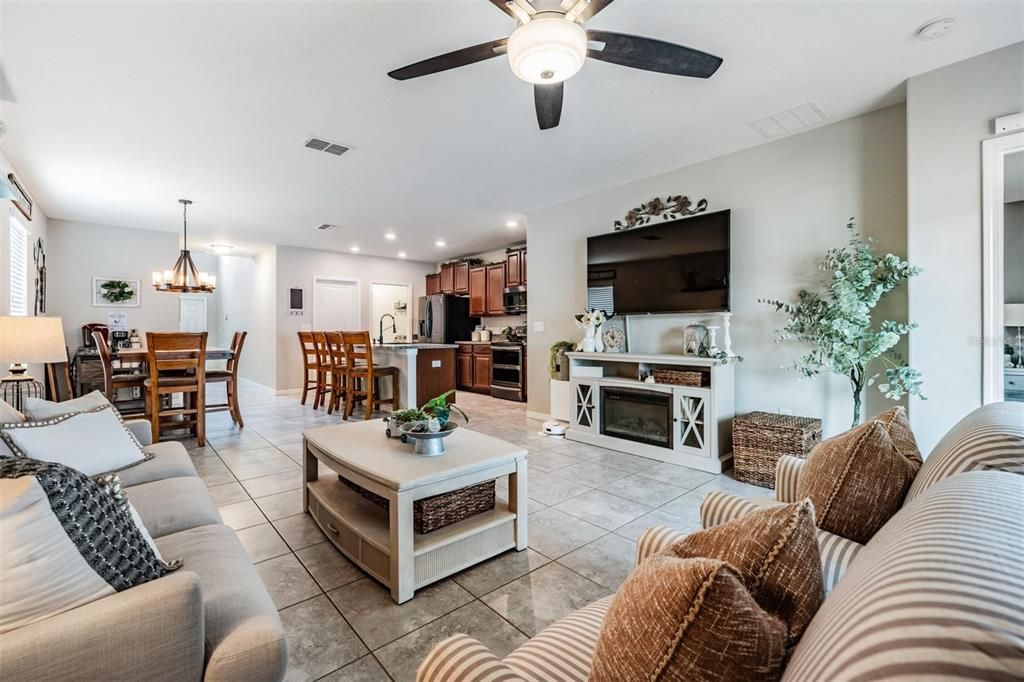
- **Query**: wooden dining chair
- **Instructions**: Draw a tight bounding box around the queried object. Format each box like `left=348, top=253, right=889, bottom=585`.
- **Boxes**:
left=205, top=330, right=246, bottom=427
left=144, top=332, right=208, bottom=446
left=323, top=331, right=348, bottom=415
left=311, top=332, right=334, bottom=410
left=298, top=331, right=324, bottom=407
left=340, top=330, right=399, bottom=421
left=92, top=331, right=147, bottom=416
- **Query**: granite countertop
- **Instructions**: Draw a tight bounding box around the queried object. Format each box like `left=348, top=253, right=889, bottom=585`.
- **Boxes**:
left=456, top=340, right=493, bottom=345
left=373, top=343, right=459, bottom=350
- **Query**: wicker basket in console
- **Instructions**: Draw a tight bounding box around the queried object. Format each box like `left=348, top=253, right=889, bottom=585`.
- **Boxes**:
left=652, top=367, right=708, bottom=387
left=732, top=411, right=822, bottom=489
left=340, top=476, right=496, bottom=535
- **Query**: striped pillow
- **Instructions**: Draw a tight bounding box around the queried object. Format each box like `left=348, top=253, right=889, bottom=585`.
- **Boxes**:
left=905, top=401, right=1024, bottom=503
left=783, top=470, right=1024, bottom=681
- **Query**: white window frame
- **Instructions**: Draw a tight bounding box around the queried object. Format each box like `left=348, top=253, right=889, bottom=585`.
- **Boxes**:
left=9, top=212, right=29, bottom=317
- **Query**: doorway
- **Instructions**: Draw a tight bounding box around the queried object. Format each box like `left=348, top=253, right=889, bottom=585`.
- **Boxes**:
left=982, top=131, right=1024, bottom=403
left=370, top=282, right=412, bottom=343
left=313, top=277, right=360, bottom=331
left=179, top=295, right=208, bottom=332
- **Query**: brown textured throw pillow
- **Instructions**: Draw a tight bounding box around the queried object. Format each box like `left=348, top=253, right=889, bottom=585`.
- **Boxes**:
left=664, top=500, right=823, bottom=644
left=590, top=557, right=788, bottom=682
left=797, top=420, right=920, bottom=544
left=871, top=406, right=922, bottom=466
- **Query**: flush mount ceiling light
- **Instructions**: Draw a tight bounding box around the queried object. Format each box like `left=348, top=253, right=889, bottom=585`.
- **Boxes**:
left=916, top=16, right=956, bottom=40
left=385, top=232, right=397, bottom=241
left=388, top=0, right=722, bottom=130
left=210, top=243, right=235, bottom=254
left=506, top=220, right=519, bottom=228
left=153, top=199, right=215, bottom=294
left=435, top=240, right=446, bottom=247
left=397, top=251, right=408, bottom=259
left=350, top=245, right=360, bottom=253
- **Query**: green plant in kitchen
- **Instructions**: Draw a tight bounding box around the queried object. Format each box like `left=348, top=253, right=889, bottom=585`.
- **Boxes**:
left=420, top=390, right=469, bottom=428
left=391, top=408, right=428, bottom=425
left=100, top=279, right=135, bottom=303
left=761, top=219, right=925, bottom=427
left=549, top=340, right=575, bottom=379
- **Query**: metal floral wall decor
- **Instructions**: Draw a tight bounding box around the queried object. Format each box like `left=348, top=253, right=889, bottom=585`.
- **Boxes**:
left=33, top=238, right=46, bottom=315
left=613, top=194, right=708, bottom=230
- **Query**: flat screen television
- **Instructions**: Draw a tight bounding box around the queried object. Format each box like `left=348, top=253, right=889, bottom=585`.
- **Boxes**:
left=587, top=209, right=730, bottom=315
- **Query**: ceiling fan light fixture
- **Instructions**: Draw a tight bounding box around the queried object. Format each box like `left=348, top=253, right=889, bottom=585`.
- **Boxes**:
left=507, top=15, right=587, bottom=85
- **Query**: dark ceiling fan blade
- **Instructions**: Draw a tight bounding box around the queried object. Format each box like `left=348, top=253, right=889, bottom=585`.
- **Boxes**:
left=388, top=38, right=508, bottom=81
left=574, top=0, right=616, bottom=22
left=534, top=82, right=564, bottom=130
left=586, top=30, right=722, bottom=78
left=486, top=0, right=518, bottom=19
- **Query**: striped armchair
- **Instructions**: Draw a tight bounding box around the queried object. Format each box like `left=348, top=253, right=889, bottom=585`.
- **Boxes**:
left=418, top=402, right=1024, bottom=682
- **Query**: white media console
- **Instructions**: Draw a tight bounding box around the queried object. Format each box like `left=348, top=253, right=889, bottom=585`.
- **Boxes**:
left=565, top=352, right=735, bottom=473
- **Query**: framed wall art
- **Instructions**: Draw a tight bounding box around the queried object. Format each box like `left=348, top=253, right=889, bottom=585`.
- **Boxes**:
left=92, top=277, right=141, bottom=308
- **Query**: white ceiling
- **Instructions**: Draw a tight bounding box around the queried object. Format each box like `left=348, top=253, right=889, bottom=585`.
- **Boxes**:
left=1, top=1, right=1021, bottom=261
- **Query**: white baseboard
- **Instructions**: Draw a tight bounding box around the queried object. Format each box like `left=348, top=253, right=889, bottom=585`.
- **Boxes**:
left=566, top=429, right=730, bottom=474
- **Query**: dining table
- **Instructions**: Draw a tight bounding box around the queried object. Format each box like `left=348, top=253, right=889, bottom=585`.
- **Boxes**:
left=113, top=345, right=234, bottom=363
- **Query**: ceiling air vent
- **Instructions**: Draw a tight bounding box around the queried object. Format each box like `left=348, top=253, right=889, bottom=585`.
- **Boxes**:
left=748, top=102, right=827, bottom=140
left=314, top=223, right=338, bottom=232
left=305, top=136, right=352, bottom=157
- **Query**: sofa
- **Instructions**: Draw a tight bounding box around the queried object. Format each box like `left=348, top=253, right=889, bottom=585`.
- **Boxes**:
left=419, top=402, right=1024, bottom=681
left=0, top=420, right=287, bottom=682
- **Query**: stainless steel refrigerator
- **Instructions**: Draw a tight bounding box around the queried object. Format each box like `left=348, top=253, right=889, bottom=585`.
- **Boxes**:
left=418, top=295, right=479, bottom=343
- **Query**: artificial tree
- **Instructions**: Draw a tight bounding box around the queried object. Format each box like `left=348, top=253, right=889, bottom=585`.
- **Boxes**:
left=762, top=220, right=925, bottom=427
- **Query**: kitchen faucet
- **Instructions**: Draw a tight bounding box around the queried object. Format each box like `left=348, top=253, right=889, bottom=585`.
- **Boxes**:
left=377, top=313, right=397, bottom=345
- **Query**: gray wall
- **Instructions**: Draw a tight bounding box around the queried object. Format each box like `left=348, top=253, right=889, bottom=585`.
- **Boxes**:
left=46, top=219, right=222, bottom=352
left=906, top=41, right=1024, bottom=452
left=526, top=104, right=909, bottom=437
left=274, top=245, right=435, bottom=391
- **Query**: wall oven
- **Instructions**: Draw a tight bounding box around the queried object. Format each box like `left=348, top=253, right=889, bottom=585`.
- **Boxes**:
left=491, top=343, right=526, bottom=402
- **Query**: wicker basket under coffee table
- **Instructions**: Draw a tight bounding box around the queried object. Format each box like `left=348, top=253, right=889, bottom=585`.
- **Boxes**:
left=302, top=419, right=527, bottom=604
left=732, top=412, right=822, bottom=488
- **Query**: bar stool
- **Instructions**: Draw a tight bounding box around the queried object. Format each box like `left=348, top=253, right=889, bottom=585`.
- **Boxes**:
left=323, top=331, right=348, bottom=415
left=312, top=332, right=334, bottom=410
left=340, top=331, right=399, bottom=421
left=298, top=331, right=326, bottom=407
left=144, top=332, right=207, bottom=446
left=205, top=330, right=246, bottom=427
left=92, top=331, right=147, bottom=416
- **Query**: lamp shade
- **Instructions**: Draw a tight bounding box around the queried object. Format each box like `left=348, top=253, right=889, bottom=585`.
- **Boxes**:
left=0, top=317, right=68, bottom=364
left=1005, top=304, right=1024, bottom=327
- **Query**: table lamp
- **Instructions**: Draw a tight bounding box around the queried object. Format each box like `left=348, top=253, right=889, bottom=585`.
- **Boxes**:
left=0, top=316, right=68, bottom=410
left=1006, top=304, right=1024, bottom=368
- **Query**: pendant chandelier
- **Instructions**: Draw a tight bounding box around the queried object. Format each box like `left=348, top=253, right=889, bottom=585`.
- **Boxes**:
left=152, top=199, right=216, bottom=293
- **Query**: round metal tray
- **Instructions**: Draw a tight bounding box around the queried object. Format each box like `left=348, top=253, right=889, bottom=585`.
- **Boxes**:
left=398, top=421, right=458, bottom=456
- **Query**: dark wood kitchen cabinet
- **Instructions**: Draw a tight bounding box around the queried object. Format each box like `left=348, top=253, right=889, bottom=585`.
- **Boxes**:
left=456, top=342, right=491, bottom=393
left=485, top=263, right=506, bottom=316
left=506, top=250, right=524, bottom=287
left=468, top=266, right=486, bottom=316
left=473, top=350, right=491, bottom=392
left=453, top=262, right=470, bottom=294
left=456, top=348, right=473, bottom=389
left=439, top=263, right=455, bottom=293
left=425, top=273, right=441, bottom=295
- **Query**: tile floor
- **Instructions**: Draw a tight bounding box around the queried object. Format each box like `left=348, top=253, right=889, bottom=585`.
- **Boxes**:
left=190, top=380, right=770, bottom=681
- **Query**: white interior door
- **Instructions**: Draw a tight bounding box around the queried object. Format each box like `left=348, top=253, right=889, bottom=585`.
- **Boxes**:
left=179, top=295, right=208, bottom=332
left=313, top=278, right=360, bottom=330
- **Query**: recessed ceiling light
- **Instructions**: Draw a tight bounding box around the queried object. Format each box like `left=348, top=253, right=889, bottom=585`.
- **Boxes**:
left=916, top=16, right=955, bottom=40
left=210, top=243, right=235, bottom=254
left=385, top=232, right=397, bottom=241
left=435, top=240, right=446, bottom=247
left=350, top=246, right=360, bottom=253
left=506, top=220, right=519, bottom=228
left=397, top=251, right=407, bottom=259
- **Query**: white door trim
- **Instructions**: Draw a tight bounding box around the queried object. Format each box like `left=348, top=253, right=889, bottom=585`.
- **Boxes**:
left=312, top=275, right=362, bottom=330
left=369, top=280, right=413, bottom=317
left=981, top=131, right=1024, bottom=404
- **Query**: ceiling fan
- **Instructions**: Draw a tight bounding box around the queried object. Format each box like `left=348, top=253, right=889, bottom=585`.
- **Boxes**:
left=388, top=0, right=723, bottom=131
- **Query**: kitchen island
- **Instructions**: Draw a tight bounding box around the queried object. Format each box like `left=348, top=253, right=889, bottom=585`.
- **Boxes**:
left=370, top=343, right=458, bottom=409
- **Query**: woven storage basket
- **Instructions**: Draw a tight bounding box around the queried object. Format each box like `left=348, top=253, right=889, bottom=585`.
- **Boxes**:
left=653, top=368, right=708, bottom=387
left=732, top=412, right=822, bottom=489
left=340, top=476, right=495, bottom=534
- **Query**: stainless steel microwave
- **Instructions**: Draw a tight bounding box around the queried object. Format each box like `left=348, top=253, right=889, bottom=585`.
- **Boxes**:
left=503, top=286, right=526, bottom=314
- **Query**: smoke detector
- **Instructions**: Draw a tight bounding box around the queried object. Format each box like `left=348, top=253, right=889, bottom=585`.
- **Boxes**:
left=314, top=223, right=338, bottom=232
left=916, top=17, right=955, bottom=41
left=305, top=137, right=352, bottom=156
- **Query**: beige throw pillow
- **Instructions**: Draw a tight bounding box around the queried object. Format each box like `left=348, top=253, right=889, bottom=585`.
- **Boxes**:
left=871, top=406, right=922, bottom=466
left=797, top=420, right=920, bottom=544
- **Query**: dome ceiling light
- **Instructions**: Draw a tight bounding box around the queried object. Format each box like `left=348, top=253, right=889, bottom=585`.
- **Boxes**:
left=388, top=0, right=723, bottom=130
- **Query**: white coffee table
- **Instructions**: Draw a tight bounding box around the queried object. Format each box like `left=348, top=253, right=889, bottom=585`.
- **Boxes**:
left=302, top=420, right=528, bottom=603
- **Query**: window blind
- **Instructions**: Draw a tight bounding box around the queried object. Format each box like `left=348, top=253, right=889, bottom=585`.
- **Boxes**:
left=9, top=215, right=29, bottom=316
left=587, top=285, right=614, bottom=314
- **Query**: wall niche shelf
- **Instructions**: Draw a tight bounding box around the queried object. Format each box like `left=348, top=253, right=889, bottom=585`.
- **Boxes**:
left=565, top=352, right=735, bottom=473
